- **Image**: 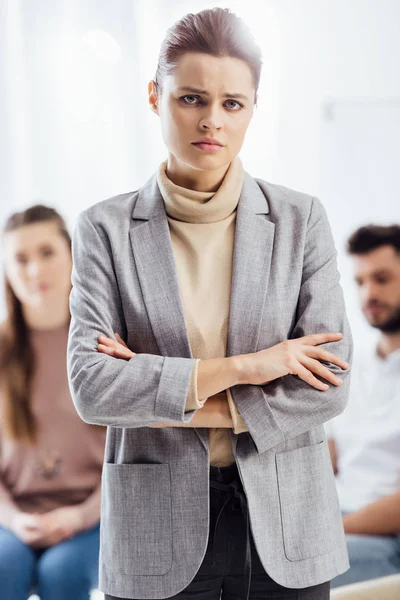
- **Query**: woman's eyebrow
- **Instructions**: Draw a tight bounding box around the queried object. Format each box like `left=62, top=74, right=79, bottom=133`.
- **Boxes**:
left=177, top=86, right=249, bottom=101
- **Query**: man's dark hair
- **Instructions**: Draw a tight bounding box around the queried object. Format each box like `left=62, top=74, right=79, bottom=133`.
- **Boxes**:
left=347, top=224, right=400, bottom=256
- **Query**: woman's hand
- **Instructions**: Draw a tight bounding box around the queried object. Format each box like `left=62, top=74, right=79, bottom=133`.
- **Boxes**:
left=237, top=332, right=349, bottom=391
left=97, top=333, right=136, bottom=360
left=10, top=512, right=44, bottom=546
left=30, top=506, right=84, bottom=547
left=10, top=507, right=84, bottom=547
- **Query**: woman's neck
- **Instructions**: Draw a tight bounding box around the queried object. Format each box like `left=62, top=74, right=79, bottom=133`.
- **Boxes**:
left=22, top=298, right=70, bottom=331
left=166, top=155, right=230, bottom=192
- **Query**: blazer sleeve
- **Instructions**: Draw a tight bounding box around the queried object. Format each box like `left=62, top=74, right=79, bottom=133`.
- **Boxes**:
left=67, top=210, right=198, bottom=428
left=231, top=197, right=353, bottom=453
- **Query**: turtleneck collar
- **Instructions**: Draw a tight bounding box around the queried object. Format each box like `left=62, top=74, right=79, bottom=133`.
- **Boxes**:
left=156, top=156, right=244, bottom=224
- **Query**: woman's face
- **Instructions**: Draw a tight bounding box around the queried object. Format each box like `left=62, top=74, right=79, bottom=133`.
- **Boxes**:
left=3, top=221, right=72, bottom=309
left=149, top=52, right=256, bottom=180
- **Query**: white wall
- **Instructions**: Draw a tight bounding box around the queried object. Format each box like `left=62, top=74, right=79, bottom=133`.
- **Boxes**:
left=1, top=0, right=399, bottom=341
left=253, top=0, right=400, bottom=346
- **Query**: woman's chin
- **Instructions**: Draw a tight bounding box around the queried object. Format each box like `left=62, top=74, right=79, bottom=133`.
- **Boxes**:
left=184, top=151, right=231, bottom=172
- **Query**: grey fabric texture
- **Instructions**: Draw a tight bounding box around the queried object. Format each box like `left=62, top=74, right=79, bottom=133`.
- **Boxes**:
left=67, top=171, right=353, bottom=598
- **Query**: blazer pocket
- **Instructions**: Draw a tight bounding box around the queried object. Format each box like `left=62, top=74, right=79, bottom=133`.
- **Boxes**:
left=101, top=463, right=172, bottom=575
left=276, top=440, right=341, bottom=562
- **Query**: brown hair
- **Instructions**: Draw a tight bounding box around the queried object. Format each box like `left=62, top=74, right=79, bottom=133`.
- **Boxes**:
left=154, top=8, right=262, bottom=103
left=1, top=205, right=71, bottom=445
left=347, top=224, right=400, bottom=256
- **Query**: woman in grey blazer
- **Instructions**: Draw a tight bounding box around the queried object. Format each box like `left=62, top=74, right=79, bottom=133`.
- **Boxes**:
left=67, top=8, right=353, bottom=600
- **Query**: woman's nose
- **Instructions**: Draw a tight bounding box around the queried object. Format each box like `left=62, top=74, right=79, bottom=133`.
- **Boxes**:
left=27, top=260, right=43, bottom=278
left=199, top=109, right=223, bottom=131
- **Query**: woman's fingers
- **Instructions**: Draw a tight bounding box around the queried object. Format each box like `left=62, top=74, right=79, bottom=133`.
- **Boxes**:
left=98, top=343, right=128, bottom=357
left=98, top=335, right=118, bottom=347
left=301, top=332, right=343, bottom=346
left=301, top=357, right=343, bottom=386
left=307, top=347, right=349, bottom=370
left=295, top=363, right=329, bottom=391
left=98, top=344, right=135, bottom=359
left=114, top=332, right=128, bottom=348
left=97, top=336, right=136, bottom=360
left=97, top=344, right=117, bottom=356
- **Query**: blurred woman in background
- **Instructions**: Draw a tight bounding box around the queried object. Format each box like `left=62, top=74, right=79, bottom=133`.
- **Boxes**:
left=0, top=205, right=105, bottom=600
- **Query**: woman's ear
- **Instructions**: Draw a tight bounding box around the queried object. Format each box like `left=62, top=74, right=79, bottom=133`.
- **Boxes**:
left=148, top=80, right=159, bottom=115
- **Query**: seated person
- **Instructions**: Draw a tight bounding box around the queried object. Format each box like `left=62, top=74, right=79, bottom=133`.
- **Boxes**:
left=326, top=224, right=400, bottom=588
left=0, top=205, right=106, bottom=600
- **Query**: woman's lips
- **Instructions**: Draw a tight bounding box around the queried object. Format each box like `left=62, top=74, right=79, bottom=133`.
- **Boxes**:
left=191, top=142, right=224, bottom=153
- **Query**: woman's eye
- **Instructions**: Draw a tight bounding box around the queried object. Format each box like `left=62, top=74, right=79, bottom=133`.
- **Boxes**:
left=181, top=95, right=200, bottom=105
left=41, top=248, right=55, bottom=258
left=225, top=100, right=243, bottom=111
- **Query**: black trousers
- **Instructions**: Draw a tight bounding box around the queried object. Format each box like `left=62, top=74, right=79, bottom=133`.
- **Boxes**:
left=106, top=463, right=330, bottom=600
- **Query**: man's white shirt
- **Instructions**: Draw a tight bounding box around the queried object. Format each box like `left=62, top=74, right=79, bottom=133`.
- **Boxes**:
left=325, top=343, right=400, bottom=513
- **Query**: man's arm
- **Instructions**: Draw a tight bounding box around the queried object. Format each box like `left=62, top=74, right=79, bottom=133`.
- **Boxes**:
left=328, top=438, right=338, bottom=475
left=343, top=490, right=400, bottom=535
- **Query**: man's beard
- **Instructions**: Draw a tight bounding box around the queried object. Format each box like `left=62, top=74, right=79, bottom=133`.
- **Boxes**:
left=368, top=305, right=400, bottom=334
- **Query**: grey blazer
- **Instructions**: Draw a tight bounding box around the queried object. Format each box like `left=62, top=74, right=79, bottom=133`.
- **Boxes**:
left=67, top=171, right=353, bottom=599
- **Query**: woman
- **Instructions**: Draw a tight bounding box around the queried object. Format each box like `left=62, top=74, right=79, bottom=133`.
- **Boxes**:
left=0, top=205, right=106, bottom=600
left=68, top=8, right=353, bottom=600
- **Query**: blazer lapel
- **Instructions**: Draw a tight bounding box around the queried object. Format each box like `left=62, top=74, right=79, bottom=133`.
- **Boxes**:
left=227, top=173, right=275, bottom=357
left=130, top=173, right=207, bottom=450
left=129, top=174, right=192, bottom=360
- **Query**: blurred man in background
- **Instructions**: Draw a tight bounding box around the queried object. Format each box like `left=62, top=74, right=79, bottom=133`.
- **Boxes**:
left=327, top=224, right=400, bottom=588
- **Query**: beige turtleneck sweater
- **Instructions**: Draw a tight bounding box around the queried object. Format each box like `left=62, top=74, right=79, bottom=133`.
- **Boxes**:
left=157, top=157, right=247, bottom=467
